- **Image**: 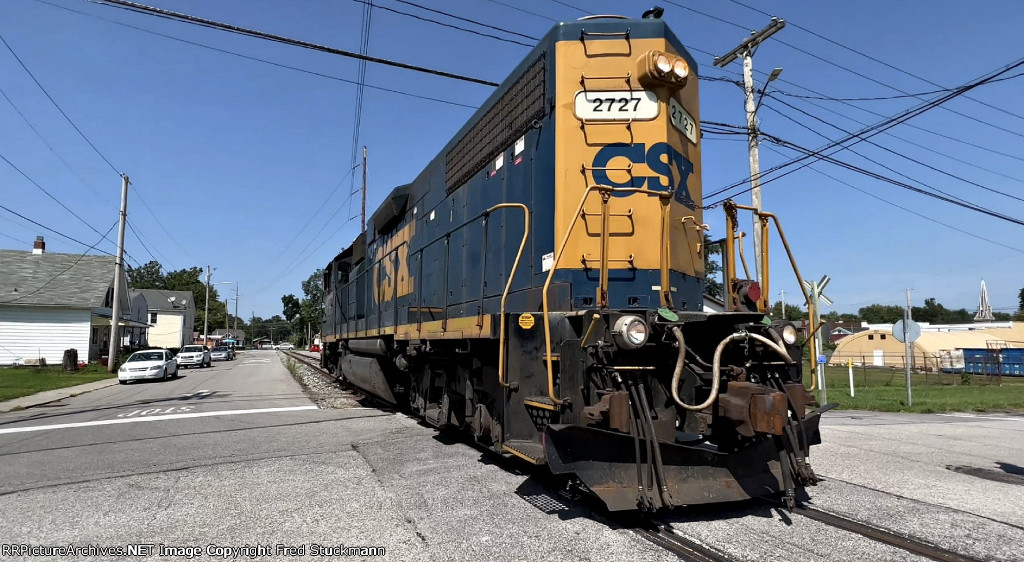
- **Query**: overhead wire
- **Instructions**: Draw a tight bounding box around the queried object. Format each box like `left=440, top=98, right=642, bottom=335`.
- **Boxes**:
left=668, top=0, right=1024, bottom=135
left=0, top=221, right=118, bottom=304
left=85, top=0, right=501, bottom=87
left=758, top=143, right=1024, bottom=256
left=0, top=203, right=113, bottom=255
left=764, top=93, right=1024, bottom=204
left=722, top=0, right=1024, bottom=122
left=480, top=0, right=558, bottom=22
left=31, top=0, right=477, bottom=109
left=771, top=71, right=1024, bottom=102
left=352, top=0, right=536, bottom=46
left=705, top=54, right=1024, bottom=202
left=1, top=14, right=190, bottom=264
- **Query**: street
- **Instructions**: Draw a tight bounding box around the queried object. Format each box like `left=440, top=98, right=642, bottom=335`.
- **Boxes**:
left=1, top=351, right=1022, bottom=561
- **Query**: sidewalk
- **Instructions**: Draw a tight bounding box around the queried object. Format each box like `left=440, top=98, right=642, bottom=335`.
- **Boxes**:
left=0, top=378, right=119, bottom=413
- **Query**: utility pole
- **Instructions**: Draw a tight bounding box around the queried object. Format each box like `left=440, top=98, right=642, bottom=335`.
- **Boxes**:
left=361, top=146, right=367, bottom=232
left=714, top=17, right=785, bottom=288
left=233, top=282, right=239, bottom=332
left=780, top=289, right=786, bottom=320
left=224, top=298, right=229, bottom=332
left=107, top=174, right=130, bottom=373
left=905, top=288, right=913, bottom=407
left=203, top=265, right=211, bottom=347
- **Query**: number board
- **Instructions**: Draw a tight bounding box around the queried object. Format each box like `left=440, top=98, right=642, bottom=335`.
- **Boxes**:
left=573, top=90, right=659, bottom=121
left=669, top=98, right=698, bottom=145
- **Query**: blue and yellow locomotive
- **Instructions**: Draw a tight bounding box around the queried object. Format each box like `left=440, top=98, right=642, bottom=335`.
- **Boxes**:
left=321, top=10, right=823, bottom=512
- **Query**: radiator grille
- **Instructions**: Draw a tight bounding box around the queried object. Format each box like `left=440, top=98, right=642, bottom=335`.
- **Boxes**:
left=446, top=54, right=547, bottom=194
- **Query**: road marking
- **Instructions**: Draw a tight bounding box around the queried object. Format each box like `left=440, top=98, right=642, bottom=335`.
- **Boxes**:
left=937, top=413, right=1024, bottom=421
left=0, top=405, right=319, bottom=435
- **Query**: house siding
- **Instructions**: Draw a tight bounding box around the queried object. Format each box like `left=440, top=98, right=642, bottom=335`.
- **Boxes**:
left=147, top=311, right=188, bottom=348
left=0, top=306, right=91, bottom=365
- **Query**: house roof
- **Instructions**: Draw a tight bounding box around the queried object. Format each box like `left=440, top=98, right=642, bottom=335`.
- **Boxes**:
left=211, top=328, right=246, bottom=337
left=0, top=249, right=116, bottom=308
left=134, top=289, right=196, bottom=312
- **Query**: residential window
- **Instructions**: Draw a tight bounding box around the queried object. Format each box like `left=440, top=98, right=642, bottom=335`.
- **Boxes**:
left=91, top=327, right=98, bottom=344
left=150, top=312, right=158, bottom=323
left=880, top=334, right=886, bottom=340
left=868, top=334, right=875, bottom=340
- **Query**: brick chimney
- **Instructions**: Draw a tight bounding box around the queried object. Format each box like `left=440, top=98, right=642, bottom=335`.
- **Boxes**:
left=32, top=236, right=45, bottom=255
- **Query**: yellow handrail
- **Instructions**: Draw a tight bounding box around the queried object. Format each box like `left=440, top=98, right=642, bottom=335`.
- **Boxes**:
left=491, top=203, right=530, bottom=389
left=542, top=185, right=665, bottom=407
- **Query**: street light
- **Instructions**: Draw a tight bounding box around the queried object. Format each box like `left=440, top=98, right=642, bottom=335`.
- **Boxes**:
left=203, top=279, right=234, bottom=346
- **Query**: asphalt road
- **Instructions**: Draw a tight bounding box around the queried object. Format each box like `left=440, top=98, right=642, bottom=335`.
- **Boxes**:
left=1, top=353, right=1022, bottom=561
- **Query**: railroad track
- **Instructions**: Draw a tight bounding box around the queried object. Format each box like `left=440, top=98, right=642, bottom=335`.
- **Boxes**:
left=788, top=503, right=985, bottom=562
left=280, top=349, right=370, bottom=401
left=280, top=350, right=985, bottom=562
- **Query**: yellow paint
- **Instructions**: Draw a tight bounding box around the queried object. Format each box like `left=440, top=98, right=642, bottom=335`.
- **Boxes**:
left=554, top=38, right=703, bottom=277
left=518, top=313, right=535, bottom=329
left=372, top=220, right=415, bottom=304
left=501, top=444, right=543, bottom=464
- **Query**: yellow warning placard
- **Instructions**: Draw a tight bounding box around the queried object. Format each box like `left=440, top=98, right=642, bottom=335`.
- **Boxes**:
left=518, top=313, right=535, bottom=330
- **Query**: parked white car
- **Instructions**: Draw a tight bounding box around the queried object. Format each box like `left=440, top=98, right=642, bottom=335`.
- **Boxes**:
left=118, top=349, right=178, bottom=384
left=274, top=343, right=295, bottom=350
left=177, top=345, right=211, bottom=368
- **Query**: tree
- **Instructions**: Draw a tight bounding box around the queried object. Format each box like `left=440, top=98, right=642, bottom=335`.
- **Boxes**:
left=857, top=304, right=904, bottom=324
left=994, top=311, right=1012, bottom=321
left=912, top=297, right=973, bottom=324
left=282, top=294, right=301, bottom=322
left=770, top=300, right=806, bottom=321
left=128, top=260, right=165, bottom=289
left=703, top=233, right=723, bottom=299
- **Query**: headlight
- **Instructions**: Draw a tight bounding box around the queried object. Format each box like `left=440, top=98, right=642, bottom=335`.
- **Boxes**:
left=149, top=365, right=162, bottom=371
left=672, top=58, right=688, bottom=79
left=655, top=53, right=672, bottom=74
left=781, top=324, right=798, bottom=345
left=612, top=315, right=649, bottom=349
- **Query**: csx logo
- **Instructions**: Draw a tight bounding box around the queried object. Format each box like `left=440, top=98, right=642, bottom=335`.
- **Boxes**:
left=591, top=142, right=695, bottom=209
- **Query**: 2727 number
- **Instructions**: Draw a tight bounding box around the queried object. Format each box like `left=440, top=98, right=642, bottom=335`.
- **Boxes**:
left=591, top=97, right=641, bottom=113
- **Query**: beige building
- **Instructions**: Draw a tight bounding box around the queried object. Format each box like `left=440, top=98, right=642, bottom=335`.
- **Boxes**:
left=136, top=289, right=195, bottom=349
left=829, top=324, right=1024, bottom=371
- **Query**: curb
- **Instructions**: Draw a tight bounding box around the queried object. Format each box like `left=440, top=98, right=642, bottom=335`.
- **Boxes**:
left=0, top=378, right=120, bottom=413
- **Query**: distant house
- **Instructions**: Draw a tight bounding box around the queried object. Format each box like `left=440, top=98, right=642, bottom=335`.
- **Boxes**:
left=0, top=237, right=143, bottom=365
left=135, top=289, right=196, bottom=349
left=211, top=328, right=246, bottom=347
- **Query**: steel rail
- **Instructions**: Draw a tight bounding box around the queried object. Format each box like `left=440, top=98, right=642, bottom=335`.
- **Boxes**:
left=791, top=504, right=985, bottom=562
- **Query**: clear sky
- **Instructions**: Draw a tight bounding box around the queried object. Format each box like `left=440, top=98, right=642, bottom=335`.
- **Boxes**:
left=1, top=0, right=1022, bottom=320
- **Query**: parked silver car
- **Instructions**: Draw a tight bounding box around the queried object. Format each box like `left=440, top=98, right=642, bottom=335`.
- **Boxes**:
left=177, top=345, right=211, bottom=368
left=211, top=346, right=235, bottom=361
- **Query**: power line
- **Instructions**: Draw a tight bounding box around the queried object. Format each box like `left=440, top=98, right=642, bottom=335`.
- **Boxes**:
left=722, top=0, right=1024, bottom=122
left=768, top=87, right=1024, bottom=183
left=85, top=0, right=500, bottom=87
left=705, top=54, right=1024, bottom=201
left=764, top=94, right=1024, bottom=204
left=33, top=0, right=477, bottom=109
left=0, top=84, right=108, bottom=201
left=0, top=221, right=119, bottom=304
left=748, top=130, right=1024, bottom=228
left=480, top=0, right=557, bottom=22
left=772, top=71, right=1024, bottom=102
left=0, top=31, right=120, bottom=175
left=760, top=143, right=1024, bottom=255
left=354, top=0, right=537, bottom=46
left=0, top=149, right=119, bottom=252
left=0, top=203, right=113, bottom=255
left=679, top=0, right=1024, bottom=134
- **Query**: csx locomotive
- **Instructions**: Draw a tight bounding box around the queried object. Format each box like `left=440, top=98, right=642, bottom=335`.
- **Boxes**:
left=321, top=9, right=823, bottom=511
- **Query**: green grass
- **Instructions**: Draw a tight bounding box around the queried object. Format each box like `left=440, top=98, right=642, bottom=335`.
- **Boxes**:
left=807, top=365, right=1024, bottom=413
left=0, top=363, right=115, bottom=402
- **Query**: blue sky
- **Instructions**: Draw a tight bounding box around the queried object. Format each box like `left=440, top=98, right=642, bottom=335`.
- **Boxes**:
left=1, top=0, right=1022, bottom=319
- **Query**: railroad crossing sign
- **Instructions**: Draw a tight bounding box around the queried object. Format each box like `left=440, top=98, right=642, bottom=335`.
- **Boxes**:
left=802, top=275, right=833, bottom=307
left=892, top=319, right=921, bottom=343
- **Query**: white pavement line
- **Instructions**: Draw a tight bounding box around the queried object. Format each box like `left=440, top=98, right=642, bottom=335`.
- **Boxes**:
left=0, top=406, right=319, bottom=435
left=937, top=413, right=1024, bottom=421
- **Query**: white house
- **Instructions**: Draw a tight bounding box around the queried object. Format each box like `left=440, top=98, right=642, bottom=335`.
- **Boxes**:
left=135, top=289, right=195, bottom=349
left=0, top=237, right=141, bottom=365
